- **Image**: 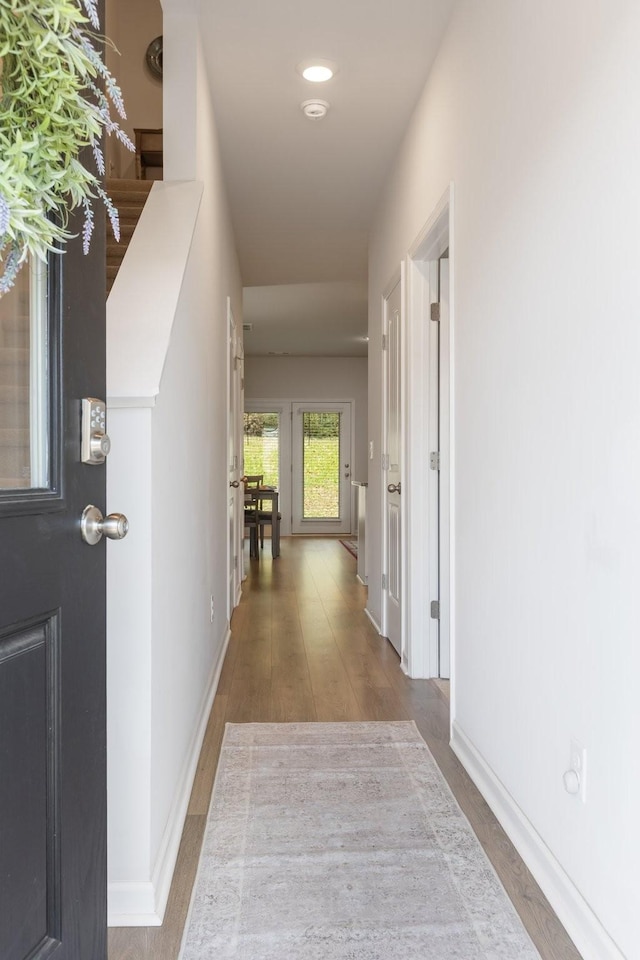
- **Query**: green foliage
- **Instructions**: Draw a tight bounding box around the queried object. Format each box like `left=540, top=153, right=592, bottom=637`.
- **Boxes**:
left=302, top=436, right=339, bottom=518
left=303, top=411, right=339, bottom=439
left=243, top=435, right=279, bottom=489
left=0, top=0, right=132, bottom=294
left=244, top=433, right=341, bottom=519
left=244, top=412, right=278, bottom=437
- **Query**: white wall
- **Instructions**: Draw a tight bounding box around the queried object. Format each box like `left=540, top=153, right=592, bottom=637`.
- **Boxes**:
left=105, top=0, right=163, bottom=179
left=106, top=11, right=241, bottom=925
left=369, top=2, right=640, bottom=958
left=245, top=356, right=368, bottom=481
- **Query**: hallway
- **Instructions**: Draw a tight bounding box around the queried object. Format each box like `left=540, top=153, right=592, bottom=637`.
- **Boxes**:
left=108, top=538, right=581, bottom=960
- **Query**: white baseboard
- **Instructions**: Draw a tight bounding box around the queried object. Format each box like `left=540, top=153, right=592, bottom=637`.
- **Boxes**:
left=107, top=882, right=161, bottom=927
left=451, top=721, right=625, bottom=960
left=364, top=605, right=381, bottom=634
left=108, top=626, right=231, bottom=927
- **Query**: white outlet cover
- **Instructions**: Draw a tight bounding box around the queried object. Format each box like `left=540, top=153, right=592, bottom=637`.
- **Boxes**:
left=569, top=739, right=587, bottom=803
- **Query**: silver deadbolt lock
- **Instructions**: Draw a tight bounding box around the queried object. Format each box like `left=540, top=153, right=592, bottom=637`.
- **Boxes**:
left=81, top=398, right=111, bottom=465
left=81, top=505, right=129, bottom=545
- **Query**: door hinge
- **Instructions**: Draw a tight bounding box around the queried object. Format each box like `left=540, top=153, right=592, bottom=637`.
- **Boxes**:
left=382, top=573, right=387, bottom=590
left=430, top=302, right=441, bottom=322
left=382, top=334, right=387, bottom=350
left=430, top=600, right=440, bottom=620
left=429, top=451, right=440, bottom=470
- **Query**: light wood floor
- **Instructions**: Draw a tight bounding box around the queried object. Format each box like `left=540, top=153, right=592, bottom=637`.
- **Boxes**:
left=108, top=537, right=582, bottom=960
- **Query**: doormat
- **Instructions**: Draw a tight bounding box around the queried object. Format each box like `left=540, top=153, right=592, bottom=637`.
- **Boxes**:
left=339, top=538, right=358, bottom=558
left=180, top=722, right=540, bottom=959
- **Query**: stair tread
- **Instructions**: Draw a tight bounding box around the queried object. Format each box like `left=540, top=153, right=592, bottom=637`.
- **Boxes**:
left=107, top=178, right=154, bottom=192
left=113, top=205, right=147, bottom=218
left=110, top=193, right=154, bottom=206
left=104, top=180, right=154, bottom=292
left=106, top=250, right=127, bottom=264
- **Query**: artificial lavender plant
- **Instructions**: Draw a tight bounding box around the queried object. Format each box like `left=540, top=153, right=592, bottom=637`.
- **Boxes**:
left=0, top=0, right=134, bottom=294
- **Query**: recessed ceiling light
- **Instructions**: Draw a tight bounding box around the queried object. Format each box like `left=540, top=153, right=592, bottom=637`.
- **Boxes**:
left=297, top=59, right=337, bottom=83
left=303, top=64, right=333, bottom=82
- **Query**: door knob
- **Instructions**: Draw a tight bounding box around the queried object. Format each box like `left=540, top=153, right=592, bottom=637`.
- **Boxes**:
left=81, top=505, right=129, bottom=545
left=229, top=480, right=240, bottom=488
left=387, top=482, right=402, bottom=494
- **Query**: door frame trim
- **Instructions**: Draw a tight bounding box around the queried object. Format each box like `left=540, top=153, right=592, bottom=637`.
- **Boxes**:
left=291, top=400, right=353, bottom=535
left=243, top=398, right=357, bottom=538
left=227, top=297, right=242, bottom=618
left=404, top=184, right=454, bottom=687
left=244, top=399, right=292, bottom=537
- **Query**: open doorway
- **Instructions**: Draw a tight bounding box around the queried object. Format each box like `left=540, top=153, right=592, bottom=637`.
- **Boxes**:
left=243, top=400, right=355, bottom=539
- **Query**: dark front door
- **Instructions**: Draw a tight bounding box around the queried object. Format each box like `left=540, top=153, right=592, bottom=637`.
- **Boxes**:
left=0, top=202, right=109, bottom=953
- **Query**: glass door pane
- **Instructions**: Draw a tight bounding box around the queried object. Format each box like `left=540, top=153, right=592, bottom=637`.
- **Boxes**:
left=291, top=402, right=352, bottom=535
left=302, top=411, right=340, bottom=519
left=0, top=260, right=48, bottom=490
left=243, top=412, right=280, bottom=489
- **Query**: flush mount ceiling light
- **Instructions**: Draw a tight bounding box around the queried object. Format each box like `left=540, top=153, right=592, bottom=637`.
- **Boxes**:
left=297, top=59, right=337, bottom=83
left=301, top=99, right=330, bottom=120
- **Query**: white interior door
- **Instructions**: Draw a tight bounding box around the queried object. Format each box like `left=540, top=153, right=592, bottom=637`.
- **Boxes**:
left=383, top=279, right=402, bottom=655
left=291, top=402, right=352, bottom=535
left=227, top=300, right=242, bottom=615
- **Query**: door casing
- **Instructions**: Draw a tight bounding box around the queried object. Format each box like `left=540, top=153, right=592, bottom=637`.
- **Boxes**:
left=244, top=399, right=356, bottom=538
left=291, top=401, right=353, bottom=536
left=404, top=186, right=453, bottom=686
left=227, top=299, right=243, bottom=613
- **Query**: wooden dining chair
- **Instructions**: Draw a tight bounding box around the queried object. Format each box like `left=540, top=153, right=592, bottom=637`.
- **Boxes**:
left=243, top=476, right=280, bottom=553
left=256, top=499, right=281, bottom=551
left=243, top=494, right=261, bottom=559
left=243, top=476, right=263, bottom=558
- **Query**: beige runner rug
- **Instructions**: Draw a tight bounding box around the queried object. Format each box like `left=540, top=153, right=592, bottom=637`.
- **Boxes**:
left=180, top=721, right=540, bottom=959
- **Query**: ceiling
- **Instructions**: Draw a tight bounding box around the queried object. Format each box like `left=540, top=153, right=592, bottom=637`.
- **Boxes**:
left=197, top=0, right=456, bottom=356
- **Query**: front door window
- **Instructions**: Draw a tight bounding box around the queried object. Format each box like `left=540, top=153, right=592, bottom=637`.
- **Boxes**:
left=0, top=259, right=49, bottom=490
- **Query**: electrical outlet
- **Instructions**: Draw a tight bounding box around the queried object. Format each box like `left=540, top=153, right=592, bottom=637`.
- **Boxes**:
left=210, top=595, right=215, bottom=623
left=565, top=739, right=587, bottom=803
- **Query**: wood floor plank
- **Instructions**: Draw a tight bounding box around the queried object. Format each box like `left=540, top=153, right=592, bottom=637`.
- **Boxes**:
left=107, top=814, right=205, bottom=960
left=187, top=695, right=227, bottom=816
left=108, top=537, right=583, bottom=960
left=271, top=614, right=317, bottom=722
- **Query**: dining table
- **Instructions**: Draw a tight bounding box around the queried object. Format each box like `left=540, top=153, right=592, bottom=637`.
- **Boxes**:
left=244, top=487, right=280, bottom=558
